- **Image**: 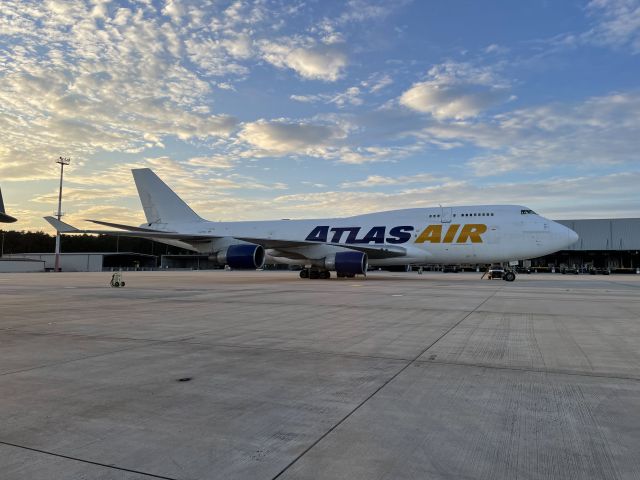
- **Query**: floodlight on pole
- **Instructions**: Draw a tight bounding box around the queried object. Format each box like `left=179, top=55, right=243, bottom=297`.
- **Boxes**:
left=54, top=157, right=70, bottom=272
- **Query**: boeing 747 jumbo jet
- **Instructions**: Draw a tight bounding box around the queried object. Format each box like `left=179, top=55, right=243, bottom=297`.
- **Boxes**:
left=45, top=168, right=578, bottom=281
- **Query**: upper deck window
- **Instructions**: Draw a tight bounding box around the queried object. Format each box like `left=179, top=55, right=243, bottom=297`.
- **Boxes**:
left=521, top=209, right=537, bottom=215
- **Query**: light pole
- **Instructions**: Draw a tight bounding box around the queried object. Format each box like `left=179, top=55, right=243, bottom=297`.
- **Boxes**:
left=54, top=157, right=70, bottom=272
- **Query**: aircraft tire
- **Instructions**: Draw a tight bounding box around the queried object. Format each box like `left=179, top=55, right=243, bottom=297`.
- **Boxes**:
left=504, top=271, right=516, bottom=282
left=299, top=269, right=309, bottom=279
left=309, top=270, right=320, bottom=280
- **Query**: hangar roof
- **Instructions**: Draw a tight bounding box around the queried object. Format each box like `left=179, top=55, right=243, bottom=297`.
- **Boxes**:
left=557, top=218, right=640, bottom=251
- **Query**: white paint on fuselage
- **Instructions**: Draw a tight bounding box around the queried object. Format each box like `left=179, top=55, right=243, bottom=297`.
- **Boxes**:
left=148, top=204, right=578, bottom=266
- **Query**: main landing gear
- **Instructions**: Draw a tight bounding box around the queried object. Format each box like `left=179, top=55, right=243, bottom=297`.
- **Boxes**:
left=299, top=268, right=331, bottom=279
left=299, top=268, right=360, bottom=279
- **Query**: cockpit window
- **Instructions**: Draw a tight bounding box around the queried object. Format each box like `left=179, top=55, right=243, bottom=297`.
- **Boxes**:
left=520, top=209, right=537, bottom=215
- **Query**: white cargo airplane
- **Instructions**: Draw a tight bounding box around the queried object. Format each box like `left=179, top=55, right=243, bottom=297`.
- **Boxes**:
left=45, top=168, right=578, bottom=281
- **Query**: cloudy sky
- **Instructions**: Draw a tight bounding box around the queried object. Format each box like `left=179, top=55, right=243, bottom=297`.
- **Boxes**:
left=1, top=0, right=639, bottom=231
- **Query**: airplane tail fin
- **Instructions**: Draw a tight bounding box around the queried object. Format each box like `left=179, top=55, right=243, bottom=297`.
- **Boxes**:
left=132, top=168, right=202, bottom=225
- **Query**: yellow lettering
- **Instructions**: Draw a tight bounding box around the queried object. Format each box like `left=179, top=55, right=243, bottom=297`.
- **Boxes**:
left=457, top=224, right=487, bottom=243
left=443, top=224, right=460, bottom=243
left=416, top=224, right=442, bottom=243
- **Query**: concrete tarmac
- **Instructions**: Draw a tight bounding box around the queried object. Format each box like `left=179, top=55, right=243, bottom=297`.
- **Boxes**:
left=1, top=271, right=639, bottom=479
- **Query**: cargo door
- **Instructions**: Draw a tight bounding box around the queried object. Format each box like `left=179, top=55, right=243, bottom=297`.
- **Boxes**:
left=440, top=207, right=452, bottom=223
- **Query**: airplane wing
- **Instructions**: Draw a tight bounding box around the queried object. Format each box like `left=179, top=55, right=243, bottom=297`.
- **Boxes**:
left=44, top=217, right=407, bottom=259
left=236, top=237, right=407, bottom=259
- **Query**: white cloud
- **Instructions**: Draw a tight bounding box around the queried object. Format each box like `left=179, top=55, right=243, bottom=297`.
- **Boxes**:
left=186, top=156, right=236, bottom=169
left=0, top=1, right=239, bottom=182
left=365, top=73, right=393, bottom=93
left=238, top=119, right=344, bottom=155
left=452, top=92, right=640, bottom=176
left=326, top=0, right=410, bottom=26
left=290, top=86, right=363, bottom=107
left=260, top=39, right=348, bottom=81
left=400, top=61, right=511, bottom=119
left=584, top=0, right=640, bottom=53
left=340, top=173, right=444, bottom=188
left=333, top=145, right=424, bottom=164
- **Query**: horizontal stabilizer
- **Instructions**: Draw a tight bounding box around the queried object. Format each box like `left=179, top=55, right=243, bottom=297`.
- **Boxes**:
left=0, top=212, right=17, bottom=223
left=44, top=216, right=78, bottom=233
left=0, top=187, right=17, bottom=223
left=86, top=219, right=166, bottom=232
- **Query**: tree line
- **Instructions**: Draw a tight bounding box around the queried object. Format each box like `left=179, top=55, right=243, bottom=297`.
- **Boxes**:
left=0, top=230, right=190, bottom=256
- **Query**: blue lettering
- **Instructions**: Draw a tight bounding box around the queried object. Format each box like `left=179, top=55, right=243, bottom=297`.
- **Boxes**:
left=306, top=226, right=329, bottom=242
left=308, top=225, right=415, bottom=244
left=357, top=226, right=386, bottom=244
left=330, top=227, right=361, bottom=243
left=387, top=226, right=414, bottom=244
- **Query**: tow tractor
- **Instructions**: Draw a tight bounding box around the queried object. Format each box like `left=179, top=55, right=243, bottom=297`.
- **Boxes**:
left=110, top=271, right=125, bottom=288
left=482, top=265, right=516, bottom=282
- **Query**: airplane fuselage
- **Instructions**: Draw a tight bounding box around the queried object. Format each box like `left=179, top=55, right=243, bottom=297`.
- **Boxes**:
left=156, top=204, right=577, bottom=266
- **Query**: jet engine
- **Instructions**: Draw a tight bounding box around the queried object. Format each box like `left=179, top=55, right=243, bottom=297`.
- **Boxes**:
left=214, top=244, right=265, bottom=269
left=324, top=251, right=368, bottom=275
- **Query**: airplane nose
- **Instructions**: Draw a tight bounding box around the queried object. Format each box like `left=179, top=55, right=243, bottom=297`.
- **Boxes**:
left=567, top=227, right=579, bottom=245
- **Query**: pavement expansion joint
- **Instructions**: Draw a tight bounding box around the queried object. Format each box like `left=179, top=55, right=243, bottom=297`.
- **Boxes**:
left=0, top=340, right=163, bottom=378
left=0, top=441, right=179, bottom=480
left=269, top=287, right=503, bottom=480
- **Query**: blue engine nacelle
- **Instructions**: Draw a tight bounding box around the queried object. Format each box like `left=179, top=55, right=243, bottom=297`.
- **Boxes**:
left=325, top=251, right=368, bottom=275
left=216, top=244, right=265, bottom=269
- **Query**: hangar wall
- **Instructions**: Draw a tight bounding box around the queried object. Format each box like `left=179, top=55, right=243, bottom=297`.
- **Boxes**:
left=3, top=252, right=157, bottom=272
left=557, top=218, right=640, bottom=251
left=532, top=218, right=640, bottom=270
left=0, top=258, right=45, bottom=273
